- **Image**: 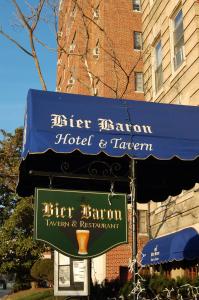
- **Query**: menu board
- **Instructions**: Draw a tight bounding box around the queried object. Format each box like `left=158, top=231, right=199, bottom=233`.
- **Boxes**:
left=54, top=251, right=89, bottom=296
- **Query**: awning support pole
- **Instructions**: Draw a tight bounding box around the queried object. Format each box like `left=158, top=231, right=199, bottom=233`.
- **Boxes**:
left=130, top=158, right=138, bottom=299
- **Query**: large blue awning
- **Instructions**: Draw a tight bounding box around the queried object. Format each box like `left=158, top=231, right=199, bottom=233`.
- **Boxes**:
left=22, top=89, right=199, bottom=160
left=17, top=89, right=199, bottom=201
left=141, top=227, right=199, bottom=266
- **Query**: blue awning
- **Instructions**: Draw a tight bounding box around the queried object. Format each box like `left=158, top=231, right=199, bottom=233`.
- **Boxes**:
left=17, top=89, right=199, bottom=200
left=141, top=227, right=199, bottom=266
left=22, top=89, right=199, bottom=160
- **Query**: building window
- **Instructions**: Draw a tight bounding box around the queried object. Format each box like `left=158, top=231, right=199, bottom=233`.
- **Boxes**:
left=69, top=31, right=76, bottom=53
left=70, top=2, right=77, bottom=19
left=135, top=72, right=144, bottom=92
left=154, top=40, right=163, bottom=93
left=134, top=31, right=142, bottom=50
left=93, top=4, right=100, bottom=20
left=138, top=210, right=148, bottom=234
left=93, top=39, right=100, bottom=59
left=133, top=0, right=141, bottom=11
left=67, top=76, right=75, bottom=86
left=173, top=9, right=184, bottom=71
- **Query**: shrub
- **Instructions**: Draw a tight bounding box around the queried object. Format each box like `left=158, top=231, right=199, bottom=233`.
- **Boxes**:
left=175, top=276, right=192, bottom=298
left=30, top=259, right=54, bottom=286
left=119, top=274, right=198, bottom=299
left=148, top=274, right=168, bottom=294
left=119, top=280, right=131, bottom=297
left=91, top=279, right=122, bottom=300
left=12, top=281, right=31, bottom=293
left=192, top=275, right=199, bottom=287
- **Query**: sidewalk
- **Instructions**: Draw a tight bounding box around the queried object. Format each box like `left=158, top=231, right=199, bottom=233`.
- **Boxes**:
left=0, top=289, right=11, bottom=300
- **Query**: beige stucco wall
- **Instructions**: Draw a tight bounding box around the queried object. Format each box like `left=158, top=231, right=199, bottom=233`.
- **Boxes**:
left=149, top=185, right=199, bottom=237
left=171, top=268, right=185, bottom=278
left=142, top=0, right=199, bottom=238
left=142, top=0, right=199, bottom=105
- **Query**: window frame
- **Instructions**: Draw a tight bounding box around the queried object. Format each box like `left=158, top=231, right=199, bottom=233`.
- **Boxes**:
left=133, top=0, right=141, bottom=12
left=69, top=31, right=76, bottom=53
left=133, top=31, right=142, bottom=50
left=93, top=4, right=100, bottom=20
left=138, top=210, right=148, bottom=234
left=70, top=2, right=77, bottom=19
left=154, top=40, right=163, bottom=93
left=93, top=39, right=100, bottom=59
left=135, top=72, right=144, bottom=92
left=171, top=8, right=185, bottom=72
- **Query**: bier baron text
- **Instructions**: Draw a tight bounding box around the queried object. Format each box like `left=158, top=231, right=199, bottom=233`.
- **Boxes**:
left=42, top=202, right=123, bottom=230
left=51, top=114, right=153, bottom=151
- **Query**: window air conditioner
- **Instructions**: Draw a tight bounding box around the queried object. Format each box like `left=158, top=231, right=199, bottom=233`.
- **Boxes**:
left=92, top=87, right=98, bottom=96
left=93, top=47, right=100, bottom=58
left=133, top=3, right=141, bottom=11
left=93, top=10, right=99, bottom=20
left=67, top=77, right=75, bottom=86
left=57, top=59, right=62, bottom=66
left=69, top=44, right=75, bottom=53
left=70, top=10, right=76, bottom=19
left=57, top=31, right=63, bottom=38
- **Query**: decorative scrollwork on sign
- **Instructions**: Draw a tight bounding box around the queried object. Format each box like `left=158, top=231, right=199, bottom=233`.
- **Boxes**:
left=60, top=158, right=126, bottom=181
left=88, top=161, right=111, bottom=177
left=110, top=163, right=122, bottom=177
left=88, top=161, right=123, bottom=178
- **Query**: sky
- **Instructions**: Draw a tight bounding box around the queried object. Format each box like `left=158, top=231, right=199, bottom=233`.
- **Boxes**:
left=0, top=1, right=57, bottom=133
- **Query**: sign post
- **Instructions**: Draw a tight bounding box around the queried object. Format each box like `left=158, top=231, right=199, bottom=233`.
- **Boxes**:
left=131, top=159, right=138, bottom=300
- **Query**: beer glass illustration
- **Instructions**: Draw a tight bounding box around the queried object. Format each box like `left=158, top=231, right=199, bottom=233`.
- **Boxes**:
left=76, top=230, right=90, bottom=255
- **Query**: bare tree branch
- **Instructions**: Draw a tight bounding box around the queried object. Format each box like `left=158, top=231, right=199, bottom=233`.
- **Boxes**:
left=0, top=28, right=33, bottom=57
left=0, top=0, right=59, bottom=91
left=60, top=0, right=142, bottom=98
left=10, top=0, right=47, bottom=90
left=32, top=0, right=46, bottom=32
left=11, top=0, right=32, bottom=31
left=33, top=35, right=56, bottom=51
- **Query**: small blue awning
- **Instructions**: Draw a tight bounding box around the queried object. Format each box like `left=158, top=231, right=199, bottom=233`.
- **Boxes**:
left=141, top=227, right=199, bottom=266
left=22, top=89, right=199, bottom=160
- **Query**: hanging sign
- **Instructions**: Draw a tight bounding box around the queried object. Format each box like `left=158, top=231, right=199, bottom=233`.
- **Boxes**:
left=34, top=188, right=128, bottom=258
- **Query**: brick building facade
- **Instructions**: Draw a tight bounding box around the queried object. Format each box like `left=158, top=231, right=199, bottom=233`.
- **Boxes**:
left=57, top=0, right=148, bottom=282
left=57, top=0, right=144, bottom=100
left=105, top=207, right=148, bottom=281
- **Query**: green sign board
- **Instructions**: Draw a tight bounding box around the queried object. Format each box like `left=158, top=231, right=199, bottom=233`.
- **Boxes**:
left=35, top=188, right=128, bottom=258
